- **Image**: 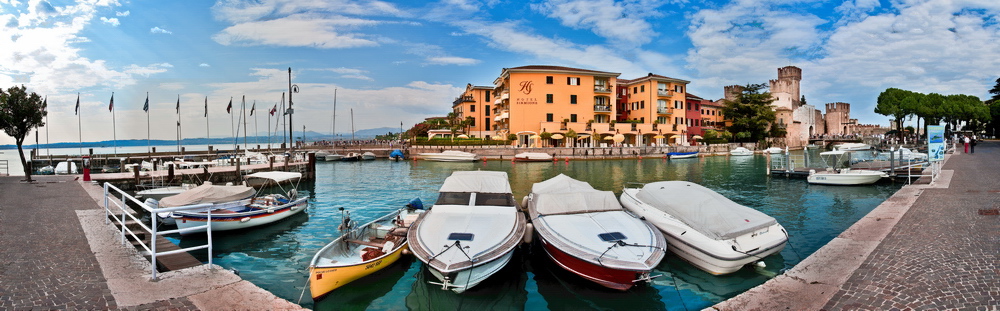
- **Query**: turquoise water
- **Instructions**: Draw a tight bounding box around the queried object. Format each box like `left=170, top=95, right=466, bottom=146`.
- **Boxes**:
left=173, top=152, right=902, bottom=310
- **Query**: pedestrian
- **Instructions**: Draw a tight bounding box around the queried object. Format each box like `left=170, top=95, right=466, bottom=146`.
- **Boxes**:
left=963, top=135, right=970, bottom=153
left=970, top=135, right=977, bottom=153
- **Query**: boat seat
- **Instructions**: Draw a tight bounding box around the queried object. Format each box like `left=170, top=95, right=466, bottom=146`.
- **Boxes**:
left=388, top=227, right=408, bottom=236
left=346, top=239, right=384, bottom=248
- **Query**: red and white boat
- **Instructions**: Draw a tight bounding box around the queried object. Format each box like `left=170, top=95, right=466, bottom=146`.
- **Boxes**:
left=525, top=174, right=666, bottom=291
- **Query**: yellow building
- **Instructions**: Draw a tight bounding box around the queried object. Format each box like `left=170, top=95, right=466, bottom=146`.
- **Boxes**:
left=452, top=84, right=495, bottom=139
left=493, top=65, right=619, bottom=147
left=616, top=73, right=690, bottom=145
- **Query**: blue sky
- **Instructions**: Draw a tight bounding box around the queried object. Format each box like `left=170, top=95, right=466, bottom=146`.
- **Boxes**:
left=1, top=0, right=999, bottom=145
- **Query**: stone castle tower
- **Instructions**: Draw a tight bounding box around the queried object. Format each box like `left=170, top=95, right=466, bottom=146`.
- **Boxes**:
left=769, top=66, right=801, bottom=110
left=723, top=85, right=744, bottom=101
left=825, top=102, right=851, bottom=135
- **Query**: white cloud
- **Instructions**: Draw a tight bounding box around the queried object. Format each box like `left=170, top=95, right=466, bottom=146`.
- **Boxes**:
left=116, top=10, right=130, bottom=17
left=427, top=56, right=480, bottom=66
left=532, top=0, right=661, bottom=47
left=150, top=26, right=172, bottom=34
left=123, top=63, right=172, bottom=76
left=212, top=13, right=378, bottom=48
left=100, top=16, right=119, bottom=26
left=199, top=63, right=210, bottom=67
left=210, top=0, right=405, bottom=24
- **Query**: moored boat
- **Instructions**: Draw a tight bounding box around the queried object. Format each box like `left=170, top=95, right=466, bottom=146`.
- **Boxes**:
left=416, top=150, right=479, bottom=162
left=729, top=147, right=753, bottom=156
left=807, top=151, right=887, bottom=185
left=341, top=152, right=362, bottom=161
left=833, top=142, right=871, bottom=151
left=526, top=174, right=666, bottom=290
left=620, top=181, right=787, bottom=275
left=667, top=151, right=699, bottom=159
left=763, top=147, right=783, bottom=154
left=159, top=173, right=309, bottom=234
left=243, top=171, right=301, bottom=189
left=389, top=149, right=405, bottom=161
left=361, top=152, right=376, bottom=161
left=309, top=199, right=426, bottom=299
left=407, top=171, right=526, bottom=293
left=513, top=152, right=553, bottom=162
left=325, top=153, right=343, bottom=161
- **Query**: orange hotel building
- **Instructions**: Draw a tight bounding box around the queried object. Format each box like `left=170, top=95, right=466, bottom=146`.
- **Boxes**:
left=453, top=65, right=694, bottom=147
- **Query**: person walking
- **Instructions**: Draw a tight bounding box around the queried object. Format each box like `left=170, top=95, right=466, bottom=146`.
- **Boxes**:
left=963, top=135, right=970, bottom=153
left=970, top=135, right=976, bottom=153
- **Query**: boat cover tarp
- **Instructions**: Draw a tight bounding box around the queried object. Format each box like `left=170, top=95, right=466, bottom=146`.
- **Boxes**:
left=531, top=174, right=622, bottom=215
left=533, top=190, right=623, bottom=216
left=245, top=171, right=302, bottom=183
left=438, top=171, right=512, bottom=193
left=158, top=184, right=255, bottom=208
left=635, top=181, right=776, bottom=240
left=531, top=174, right=594, bottom=194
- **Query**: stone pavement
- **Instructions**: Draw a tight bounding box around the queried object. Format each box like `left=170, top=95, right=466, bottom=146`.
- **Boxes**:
left=713, top=141, right=998, bottom=310
left=0, top=175, right=305, bottom=310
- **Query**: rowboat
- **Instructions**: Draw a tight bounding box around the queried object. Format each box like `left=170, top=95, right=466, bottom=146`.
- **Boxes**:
left=309, top=199, right=426, bottom=299
left=416, top=150, right=479, bottom=162
left=667, top=151, right=698, bottom=159
left=513, top=152, right=553, bottom=162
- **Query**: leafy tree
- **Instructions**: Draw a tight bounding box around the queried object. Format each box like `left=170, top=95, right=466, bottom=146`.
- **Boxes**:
left=721, top=83, right=776, bottom=143
left=986, top=78, right=1000, bottom=136
left=989, top=77, right=1000, bottom=103
left=539, top=131, right=552, bottom=147
left=875, top=88, right=913, bottom=133
left=565, top=128, right=577, bottom=148
left=0, top=85, right=47, bottom=181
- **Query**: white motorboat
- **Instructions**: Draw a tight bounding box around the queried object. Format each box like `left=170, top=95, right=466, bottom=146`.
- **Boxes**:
left=136, top=183, right=199, bottom=201
left=154, top=173, right=309, bottom=234
left=807, top=151, right=887, bottom=185
left=513, top=152, right=553, bottom=162
left=526, top=174, right=666, bottom=290
left=407, top=171, right=526, bottom=293
left=729, top=147, right=753, bottom=156
left=833, top=143, right=871, bottom=151
left=324, top=153, right=343, bottom=161
left=667, top=151, right=699, bottom=159
left=763, top=147, right=783, bottom=154
left=341, top=152, right=362, bottom=161
left=620, top=181, right=787, bottom=275
left=361, top=152, right=376, bottom=160
left=315, top=150, right=330, bottom=159
left=54, top=161, right=78, bottom=174
left=417, top=150, right=479, bottom=162
left=806, top=144, right=819, bottom=149
left=880, top=147, right=927, bottom=161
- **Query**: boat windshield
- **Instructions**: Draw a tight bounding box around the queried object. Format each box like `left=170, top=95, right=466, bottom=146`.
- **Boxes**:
left=436, top=192, right=515, bottom=206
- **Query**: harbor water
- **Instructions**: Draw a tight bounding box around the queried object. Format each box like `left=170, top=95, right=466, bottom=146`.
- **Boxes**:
left=167, top=151, right=903, bottom=310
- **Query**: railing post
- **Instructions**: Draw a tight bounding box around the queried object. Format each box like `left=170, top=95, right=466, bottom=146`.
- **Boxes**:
left=120, top=192, right=127, bottom=245
left=103, top=182, right=109, bottom=224
left=151, top=206, right=158, bottom=281
left=207, top=210, right=213, bottom=270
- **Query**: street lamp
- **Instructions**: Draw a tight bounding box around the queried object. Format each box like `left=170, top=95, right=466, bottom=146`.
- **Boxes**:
left=288, top=67, right=299, bottom=150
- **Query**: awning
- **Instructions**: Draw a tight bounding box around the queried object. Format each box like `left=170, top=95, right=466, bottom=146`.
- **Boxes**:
left=692, top=135, right=703, bottom=140
left=245, top=171, right=302, bottom=183
left=551, top=134, right=564, bottom=139
left=653, top=135, right=665, bottom=139
left=577, top=134, right=591, bottom=140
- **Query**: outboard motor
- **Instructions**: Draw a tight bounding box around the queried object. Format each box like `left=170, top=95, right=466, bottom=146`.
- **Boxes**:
left=406, top=197, right=424, bottom=210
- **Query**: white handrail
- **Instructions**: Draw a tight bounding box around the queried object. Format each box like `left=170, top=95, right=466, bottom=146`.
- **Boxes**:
left=103, top=182, right=214, bottom=280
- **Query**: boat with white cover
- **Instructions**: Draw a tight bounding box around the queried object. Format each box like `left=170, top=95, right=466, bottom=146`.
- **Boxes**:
left=667, top=151, right=699, bottom=159
left=407, top=171, right=526, bottom=293
left=243, top=171, right=302, bottom=189
left=833, top=142, right=871, bottom=151
left=620, top=181, right=787, bottom=275
left=729, top=147, right=753, bottom=156
left=153, top=173, right=309, bottom=234
left=526, top=174, right=666, bottom=290
left=513, top=152, right=553, bottom=162
left=417, top=150, right=479, bottom=162
left=763, top=147, right=783, bottom=154
left=807, top=151, right=886, bottom=185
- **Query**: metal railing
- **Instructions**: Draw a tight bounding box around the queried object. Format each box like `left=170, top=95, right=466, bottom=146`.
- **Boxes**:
left=0, top=160, right=7, bottom=175
left=103, top=182, right=214, bottom=280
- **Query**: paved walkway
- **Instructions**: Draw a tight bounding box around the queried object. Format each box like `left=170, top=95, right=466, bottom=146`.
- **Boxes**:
left=0, top=175, right=304, bottom=310
left=714, top=141, right=998, bottom=310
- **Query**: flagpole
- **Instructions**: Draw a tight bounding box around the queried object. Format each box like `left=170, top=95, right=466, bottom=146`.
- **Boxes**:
left=77, top=93, right=82, bottom=155
left=145, top=92, right=150, bottom=155
left=205, top=96, right=209, bottom=146
left=111, top=92, right=117, bottom=157
left=177, top=94, right=182, bottom=154
left=253, top=101, right=259, bottom=147
left=281, top=93, right=286, bottom=148
left=229, top=97, right=235, bottom=152
left=267, top=107, right=271, bottom=151
left=44, top=97, right=49, bottom=159
left=241, top=95, right=247, bottom=150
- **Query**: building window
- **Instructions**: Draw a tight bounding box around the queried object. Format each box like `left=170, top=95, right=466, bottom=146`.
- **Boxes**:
left=640, top=85, right=645, bottom=92
left=640, top=101, right=644, bottom=109
left=470, top=118, right=476, bottom=126
left=675, top=85, right=683, bottom=93
left=486, top=105, right=491, bottom=116
left=470, top=105, right=476, bottom=112
left=546, top=76, right=553, bottom=84
left=485, top=91, right=491, bottom=102
left=570, top=114, right=577, bottom=122
left=570, top=95, right=577, bottom=104
left=633, top=87, right=637, bottom=93
left=547, top=113, right=553, bottom=122
left=485, top=123, right=490, bottom=130
left=546, top=94, right=553, bottom=103
left=567, top=77, right=580, bottom=85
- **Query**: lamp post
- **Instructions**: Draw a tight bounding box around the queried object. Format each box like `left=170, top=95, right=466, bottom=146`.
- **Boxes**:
left=287, top=67, right=299, bottom=150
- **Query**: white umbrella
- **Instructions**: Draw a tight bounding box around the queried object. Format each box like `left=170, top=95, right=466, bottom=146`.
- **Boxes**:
left=551, top=134, right=564, bottom=139
left=613, top=134, right=625, bottom=143
left=457, top=134, right=469, bottom=139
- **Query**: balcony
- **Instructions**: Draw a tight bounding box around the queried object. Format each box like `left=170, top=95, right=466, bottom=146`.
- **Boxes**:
left=594, top=85, right=611, bottom=93
left=657, top=90, right=672, bottom=97
left=657, top=107, right=672, bottom=115
left=452, top=95, right=475, bottom=105
left=594, top=104, right=612, bottom=113
left=500, top=92, right=510, bottom=100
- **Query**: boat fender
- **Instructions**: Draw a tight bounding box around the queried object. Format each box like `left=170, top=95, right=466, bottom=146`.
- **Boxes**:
left=401, top=248, right=411, bottom=256
left=521, top=196, right=529, bottom=210
left=523, top=223, right=534, bottom=244
left=240, top=217, right=251, bottom=223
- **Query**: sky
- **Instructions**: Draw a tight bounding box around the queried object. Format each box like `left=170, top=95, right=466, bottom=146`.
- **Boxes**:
left=1, top=0, right=998, bottom=145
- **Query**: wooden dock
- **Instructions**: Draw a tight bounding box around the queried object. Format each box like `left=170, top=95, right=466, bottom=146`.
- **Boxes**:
left=90, top=157, right=315, bottom=191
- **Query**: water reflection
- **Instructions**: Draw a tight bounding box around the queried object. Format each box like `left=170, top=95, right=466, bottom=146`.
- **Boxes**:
left=529, top=243, right=666, bottom=310
left=405, top=250, right=529, bottom=310
left=313, top=257, right=415, bottom=311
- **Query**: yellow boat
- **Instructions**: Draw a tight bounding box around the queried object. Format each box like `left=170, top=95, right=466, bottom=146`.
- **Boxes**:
left=308, top=202, right=424, bottom=300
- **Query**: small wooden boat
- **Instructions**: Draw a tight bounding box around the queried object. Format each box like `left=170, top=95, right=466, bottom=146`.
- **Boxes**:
left=513, top=152, right=553, bottom=162
left=309, top=199, right=426, bottom=300
left=667, top=151, right=698, bottom=159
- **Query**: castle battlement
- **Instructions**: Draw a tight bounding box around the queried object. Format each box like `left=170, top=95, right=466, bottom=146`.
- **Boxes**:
left=825, top=102, right=851, bottom=113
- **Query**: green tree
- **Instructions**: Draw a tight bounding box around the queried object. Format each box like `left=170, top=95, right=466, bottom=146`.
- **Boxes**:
left=0, top=85, right=47, bottom=181
left=875, top=88, right=913, bottom=134
left=985, top=78, right=1000, bottom=136
left=721, top=83, right=776, bottom=143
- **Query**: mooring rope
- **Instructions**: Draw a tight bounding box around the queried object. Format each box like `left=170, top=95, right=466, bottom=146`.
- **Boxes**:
left=596, top=240, right=666, bottom=267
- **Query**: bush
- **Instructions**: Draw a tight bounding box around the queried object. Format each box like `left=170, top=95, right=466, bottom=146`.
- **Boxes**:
left=411, top=137, right=511, bottom=146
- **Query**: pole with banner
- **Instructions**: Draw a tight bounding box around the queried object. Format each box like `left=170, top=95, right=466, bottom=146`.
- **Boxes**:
left=926, top=125, right=945, bottom=183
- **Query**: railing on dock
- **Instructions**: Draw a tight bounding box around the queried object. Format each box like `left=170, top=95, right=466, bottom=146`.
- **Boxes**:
left=0, top=160, right=7, bottom=175
left=770, top=154, right=806, bottom=173
left=103, top=183, right=214, bottom=280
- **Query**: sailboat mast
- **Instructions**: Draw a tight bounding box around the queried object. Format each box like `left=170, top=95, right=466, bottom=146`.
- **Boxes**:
left=332, top=88, right=337, bottom=140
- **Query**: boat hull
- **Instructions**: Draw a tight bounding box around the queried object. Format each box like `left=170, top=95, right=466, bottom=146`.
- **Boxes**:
left=807, top=171, right=885, bottom=185
left=539, top=237, right=646, bottom=291
left=310, top=244, right=408, bottom=299
left=426, top=250, right=514, bottom=294
left=174, top=197, right=308, bottom=234
left=667, top=152, right=698, bottom=159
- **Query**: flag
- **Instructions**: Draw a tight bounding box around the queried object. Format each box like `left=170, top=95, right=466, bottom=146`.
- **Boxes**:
left=142, top=94, right=148, bottom=112
left=226, top=98, right=232, bottom=113
left=42, top=97, right=47, bottom=113
left=269, top=104, right=277, bottom=116
left=74, top=94, right=80, bottom=115
left=109, top=93, right=114, bottom=112
left=204, top=97, right=208, bottom=117
left=176, top=95, right=180, bottom=114
left=250, top=101, right=255, bottom=116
